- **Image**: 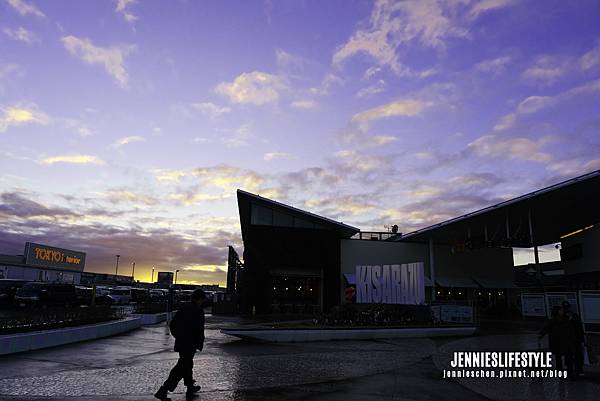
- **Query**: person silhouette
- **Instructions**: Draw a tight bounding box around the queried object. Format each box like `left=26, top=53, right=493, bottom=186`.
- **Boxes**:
left=155, top=289, right=206, bottom=400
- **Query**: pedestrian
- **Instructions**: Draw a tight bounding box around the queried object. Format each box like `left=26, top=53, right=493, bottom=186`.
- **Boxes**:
left=539, top=305, right=575, bottom=379
left=562, top=301, right=585, bottom=376
left=155, top=289, right=207, bottom=400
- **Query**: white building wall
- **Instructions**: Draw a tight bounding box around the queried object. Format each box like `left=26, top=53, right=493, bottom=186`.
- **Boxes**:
left=0, top=265, right=81, bottom=284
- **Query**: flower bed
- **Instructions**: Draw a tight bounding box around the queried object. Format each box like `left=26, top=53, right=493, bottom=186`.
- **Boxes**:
left=0, top=306, right=125, bottom=334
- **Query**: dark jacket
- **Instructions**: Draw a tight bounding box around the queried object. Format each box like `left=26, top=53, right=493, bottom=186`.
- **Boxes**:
left=169, top=303, right=205, bottom=352
left=540, top=317, right=575, bottom=354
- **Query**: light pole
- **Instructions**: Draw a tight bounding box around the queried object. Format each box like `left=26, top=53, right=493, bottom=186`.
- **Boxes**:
left=131, top=261, right=135, bottom=281
left=115, top=255, right=120, bottom=276
left=174, top=269, right=180, bottom=285
left=151, top=266, right=155, bottom=283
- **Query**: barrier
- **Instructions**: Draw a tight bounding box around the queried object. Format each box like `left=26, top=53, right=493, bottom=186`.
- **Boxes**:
left=0, top=317, right=141, bottom=355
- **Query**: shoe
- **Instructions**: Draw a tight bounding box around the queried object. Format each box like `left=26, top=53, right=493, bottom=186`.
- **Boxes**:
left=186, top=384, right=201, bottom=397
left=154, top=387, right=171, bottom=401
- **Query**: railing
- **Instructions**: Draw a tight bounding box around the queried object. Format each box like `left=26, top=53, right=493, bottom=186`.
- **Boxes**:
left=350, top=231, right=400, bottom=241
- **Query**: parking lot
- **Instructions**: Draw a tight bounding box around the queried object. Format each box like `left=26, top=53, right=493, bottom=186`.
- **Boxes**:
left=0, top=314, right=599, bottom=401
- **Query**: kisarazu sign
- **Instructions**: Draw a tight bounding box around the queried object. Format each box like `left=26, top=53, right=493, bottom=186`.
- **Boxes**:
left=355, top=262, right=425, bottom=305
left=24, top=242, right=86, bottom=271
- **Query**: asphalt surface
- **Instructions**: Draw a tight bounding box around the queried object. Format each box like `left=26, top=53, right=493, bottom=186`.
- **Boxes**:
left=0, top=315, right=598, bottom=401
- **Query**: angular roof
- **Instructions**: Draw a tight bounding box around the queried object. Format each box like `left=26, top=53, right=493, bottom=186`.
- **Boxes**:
left=397, top=170, right=600, bottom=247
left=237, top=189, right=360, bottom=241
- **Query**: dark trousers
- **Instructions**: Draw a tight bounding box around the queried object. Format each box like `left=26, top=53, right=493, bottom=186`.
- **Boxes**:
left=554, top=351, right=573, bottom=377
left=573, top=343, right=584, bottom=374
left=163, top=351, right=195, bottom=391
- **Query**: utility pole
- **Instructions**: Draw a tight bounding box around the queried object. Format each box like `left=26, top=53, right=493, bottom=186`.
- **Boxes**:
left=115, top=254, right=120, bottom=276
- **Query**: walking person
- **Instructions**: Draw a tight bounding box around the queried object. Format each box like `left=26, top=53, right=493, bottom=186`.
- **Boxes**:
left=539, top=305, right=575, bottom=379
left=562, top=301, right=585, bottom=376
left=155, top=289, right=207, bottom=400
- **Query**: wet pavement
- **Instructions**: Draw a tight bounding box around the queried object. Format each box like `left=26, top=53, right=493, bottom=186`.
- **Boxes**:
left=0, top=315, right=597, bottom=401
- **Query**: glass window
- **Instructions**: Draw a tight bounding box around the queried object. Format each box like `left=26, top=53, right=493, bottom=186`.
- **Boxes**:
left=251, top=203, right=273, bottom=225
left=273, top=210, right=294, bottom=227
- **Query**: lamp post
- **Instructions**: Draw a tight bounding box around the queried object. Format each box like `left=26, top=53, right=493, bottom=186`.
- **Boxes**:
left=151, top=266, right=155, bottom=283
left=131, top=261, right=135, bottom=281
left=175, top=269, right=180, bottom=285
left=115, top=255, right=120, bottom=276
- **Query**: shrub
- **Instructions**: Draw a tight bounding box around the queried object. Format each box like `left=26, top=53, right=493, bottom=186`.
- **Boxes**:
left=314, top=304, right=432, bottom=327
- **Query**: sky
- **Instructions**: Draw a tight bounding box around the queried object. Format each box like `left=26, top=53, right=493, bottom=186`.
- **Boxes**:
left=1, top=0, right=599, bottom=285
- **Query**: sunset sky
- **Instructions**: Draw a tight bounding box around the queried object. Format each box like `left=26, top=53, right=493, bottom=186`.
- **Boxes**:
left=1, top=0, right=599, bottom=285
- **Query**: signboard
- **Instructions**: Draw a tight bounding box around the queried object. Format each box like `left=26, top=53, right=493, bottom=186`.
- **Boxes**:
left=440, top=305, right=474, bottom=324
left=578, top=291, right=600, bottom=333
left=545, top=292, right=578, bottom=318
left=355, top=262, right=425, bottom=304
left=24, top=242, right=86, bottom=271
left=521, top=293, right=547, bottom=317
left=157, top=272, right=174, bottom=285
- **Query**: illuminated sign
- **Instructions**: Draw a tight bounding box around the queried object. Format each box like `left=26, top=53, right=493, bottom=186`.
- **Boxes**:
left=24, top=242, right=86, bottom=271
left=157, top=272, right=174, bottom=285
left=355, top=262, right=425, bottom=304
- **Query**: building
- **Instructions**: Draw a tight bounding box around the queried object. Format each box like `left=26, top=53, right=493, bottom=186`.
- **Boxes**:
left=230, top=170, right=600, bottom=315
left=0, top=242, right=86, bottom=284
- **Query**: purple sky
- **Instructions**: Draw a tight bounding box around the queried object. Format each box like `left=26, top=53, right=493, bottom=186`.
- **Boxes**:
left=1, top=0, right=599, bottom=284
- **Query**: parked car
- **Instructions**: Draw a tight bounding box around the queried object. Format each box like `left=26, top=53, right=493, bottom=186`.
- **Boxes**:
left=131, top=288, right=149, bottom=303
left=0, top=279, right=28, bottom=308
left=149, top=289, right=167, bottom=302
left=108, top=286, right=132, bottom=305
left=14, top=282, right=77, bottom=307
left=74, top=285, right=113, bottom=306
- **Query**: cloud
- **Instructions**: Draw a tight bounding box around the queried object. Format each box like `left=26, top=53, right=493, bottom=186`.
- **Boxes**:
left=308, top=73, right=344, bottom=96
left=102, top=189, right=158, bottom=206
left=521, top=55, right=568, bottom=86
left=156, top=164, right=266, bottom=194
left=5, top=0, right=45, bottom=17
left=3, top=26, right=39, bottom=43
left=41, top=155, right=105, bottom=165
left=581, top=39, right=600, bottom=71
left=467, top=0, right=516, bottom=20
left=351, top=98, right=431, bottom=124
left=467, top=135, right=553, bottom=163
left=215, top=71, right=286, bottom=105
left=290, top=99, right=318, bottom=109
left=264, top=152, right=294, bottom=161
left=370, top=135, right=397, bottom=147
left=61, top=36, right=134, bottom=87
left=334, top=0, right=515, bottom=75
left=0, top=105, right=50, bottom=132
left=474, top=55, right=512, bottom=75
left=190, top=102, right=231, bottom=117
left=356, top=79, right=386, bottom=97
left=169, top=192, right=228, bottom=205
left=112, top=135, right=145, bottom=148
left=115, top=0, right=139, bottom=23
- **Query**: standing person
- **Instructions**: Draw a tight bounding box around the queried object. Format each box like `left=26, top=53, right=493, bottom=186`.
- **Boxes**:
left=155, top=289, right=207, bottom=400
left=539, top=305, right=575, bottom=379
left=562, top=301, right=585, bottom=376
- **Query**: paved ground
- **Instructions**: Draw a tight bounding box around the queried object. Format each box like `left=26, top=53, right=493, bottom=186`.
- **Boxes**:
left=0, top=315, right=598, bottom=401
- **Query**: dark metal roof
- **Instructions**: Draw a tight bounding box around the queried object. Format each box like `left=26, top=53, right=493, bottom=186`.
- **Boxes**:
left=237, top=189, right=360, bottom=241
left=396, top=170, right=600, bottom=247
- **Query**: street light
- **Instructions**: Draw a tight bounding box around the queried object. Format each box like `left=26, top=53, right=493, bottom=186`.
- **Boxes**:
left=151, top=266, right=155, bottom=283
left=115, top=255, right=120, bottom=276
left=131, top=261, right=135, bottom=280
left=174, top=269, right=180, bottom=285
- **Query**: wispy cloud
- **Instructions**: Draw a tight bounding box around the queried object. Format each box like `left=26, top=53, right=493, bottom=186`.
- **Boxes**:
left=5, top=0, right=45, bottom=18
left=115, top=0, right=139, bottom=23
left=351, top=98, right=431, bottom=124
left=112, top=135, right=145, bottom=148
left=41, top=155, right=105, bottom=165
left=467, top=135, right=554, bottom=163
left=0, top=105, right=50, bottom=132
left=61, top=36, right=135, bottom=87
left=216, top=71, right=286, bottom=105
left=190, top=102, right=231, bottom=117
left=290, top=99, right=318, bottom=109
left=264, top=152, right=295, bottom=161
left=474, top=55, right=512, bottom=75
left=3, top=26, right=39, bottom=43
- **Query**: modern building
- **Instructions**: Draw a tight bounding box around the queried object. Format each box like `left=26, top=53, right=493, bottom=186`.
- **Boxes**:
left=0, top=242, right=86, bottom=284
left=230, top=170, right=600, bottom=315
